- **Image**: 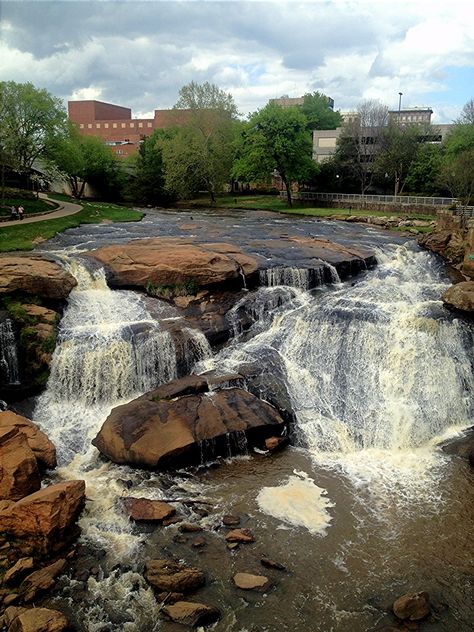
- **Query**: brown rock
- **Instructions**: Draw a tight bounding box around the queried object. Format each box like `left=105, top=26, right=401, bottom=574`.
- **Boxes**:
left=3, top=593, right=20, bottom=606
left=162, top=601, right=220, bottom=627
left=222, top=514, right=240, bottom=526
left=264, top=436, right=289, bottom=452
left=22, top=305, right=57, bottom=324
left=88, top=238, right=258, bottom=290
left=393, top=591, right=430, bottom=621
left=144, top=559, right=205, bottom=593
left=0, top=412, right=57, bottom=469
left=92, top=387, right=285, bottom=469
left=0, top=428, right=41, bottom=501
left=260, top=557, right=286, bottom=571
left=122, top=498, right=176, bottom=522
left=0, top=256, right=76, bottom=299
left=0, top=481, right=85, bottom=555
left=442, top=281, right=474, bottom=313
left=4, top=558, right=34, bottom=586
left=5, top=605, right=68, bottom=632
left=233, top=572, right=269, bottom=590
left=225, top=528, right=255, bottom=544
left=418, top=230, right=452, bottom=257
left=192, top=536, right=206, bottom=548
left=20, top=559, right=66, bottom=602
left=178, top=522, right=202, bottom=533
left=157, top=591, right=183, bottom=604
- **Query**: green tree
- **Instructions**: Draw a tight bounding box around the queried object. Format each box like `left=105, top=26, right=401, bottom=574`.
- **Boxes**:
left=439, top=111, right=474, bottom=204
left=404, top=142, right=443, bottom=195
left=162, top=81, right=238, bottom=203
left=0, top=81, right=67, bottom=176
left=47, top=124, right=121, bottom=199
left=232, top=103, right=316, bottom=206
left=127, top=129, right=172, bottom=205
left=458, top=98, right=474, bottom=125
left=301, top=92, right=342, bottom=130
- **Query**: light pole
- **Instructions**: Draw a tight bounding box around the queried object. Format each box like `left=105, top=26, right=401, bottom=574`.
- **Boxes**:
left=398, top=92, right=403, bottom=120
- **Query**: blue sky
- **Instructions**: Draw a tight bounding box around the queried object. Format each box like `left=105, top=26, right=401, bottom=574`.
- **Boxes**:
left=0, top=0, right=473, bottom=122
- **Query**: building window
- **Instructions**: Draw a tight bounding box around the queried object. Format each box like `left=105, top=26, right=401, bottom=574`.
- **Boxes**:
left=138, top=122, right=143, bottom=128
left=96, top=123, right=101, bottom=128
left=79, top=124, right=84, bottom=129
left=87, top=124, right=92, bottom=129
left=116, top=149, right=124, bottom=155
left=104, top=123, right=109, bottom=128
left=113, top=123, right=117, bottom=128
left=121, top=123, right=126, bottom=128
left=147, top=122, right=152, bottom=128
left=130, top=122, right=135, bottom=127
left=318, top=137, right=337, bottom=148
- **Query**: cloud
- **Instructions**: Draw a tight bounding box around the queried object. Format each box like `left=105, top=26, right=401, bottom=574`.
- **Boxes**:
left=0, top=0, right=472, bottom=123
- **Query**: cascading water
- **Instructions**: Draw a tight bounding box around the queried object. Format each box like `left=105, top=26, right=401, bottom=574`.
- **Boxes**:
left=211, top=243, right=474, bottom=503
left=0, top=319, right=20, bottom=386
left=258, top=261, right=341, bottom=290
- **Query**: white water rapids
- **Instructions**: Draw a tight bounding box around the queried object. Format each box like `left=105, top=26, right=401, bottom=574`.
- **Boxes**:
left=27, top=242, right=474, bottom=631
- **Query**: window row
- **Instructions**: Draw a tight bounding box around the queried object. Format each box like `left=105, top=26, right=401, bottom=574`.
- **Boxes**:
left=79, top=122, right=153, bottom=129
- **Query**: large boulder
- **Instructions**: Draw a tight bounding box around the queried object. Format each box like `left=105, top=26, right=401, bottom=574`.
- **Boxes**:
left=87, top=238, right=258, bottom=290
left=20, top=558, right=67, bottom=603
left=92, top=386, right=285, bottom=469
left=0, top=412, right=56, bottom=469
left=0, top=480, right=85, bottom=556
left=442, top=281, right=474, bottom=314
left=0, top=256, right=76, bottom=299
left=4, top=606, right=69, bottom=632
left=144, top=559, right=205, bottom=593
left=0, top=428, right=41, bottom=501
left=392, top=591, right=430, bottom=621
left=162, top=601, right=220, bottom=627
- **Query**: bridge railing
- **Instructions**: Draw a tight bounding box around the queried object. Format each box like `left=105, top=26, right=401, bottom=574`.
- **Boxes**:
left=280, top=191, right=457, bottom=207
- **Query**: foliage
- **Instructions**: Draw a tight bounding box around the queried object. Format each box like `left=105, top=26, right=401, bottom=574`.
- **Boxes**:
left=162, top=82, right=238, bottom=203
left=0, top=201, right=144, bottom=252
left=0, top=81, right=67, bottom=175
left=232, top=103, right=316, bottom=206
left=334, top=100, right=389, bottom=194
left=458, top=98, right=474, bottom=125
left=125, top=130, right=172, bottom=205
left=0, top=196, right=57, bottom=216
left=439, top=149, right=474, bottom=205
left=404, top=143, right=443, bottom=195
left=145, top=278, right=198, bottom=300
left=301, top=92, right=342, bottom=130
left=47, top=124, right=123, bottom=199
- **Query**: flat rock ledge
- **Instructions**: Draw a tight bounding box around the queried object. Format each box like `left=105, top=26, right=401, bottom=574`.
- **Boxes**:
left=92, top=376, right=286, bottom=469
left=0, top=255, right=76, bottom=299
left=4, top=606, right=69, bottom=632
left=442, top=281, right=474, bottom=314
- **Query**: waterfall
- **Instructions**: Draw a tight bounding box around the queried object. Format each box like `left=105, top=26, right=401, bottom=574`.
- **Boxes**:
left=0, top=319, right=20, bottom=386
left=259, top=262, right=341, bottom=290
left=213, top=244, right=474, bottom=494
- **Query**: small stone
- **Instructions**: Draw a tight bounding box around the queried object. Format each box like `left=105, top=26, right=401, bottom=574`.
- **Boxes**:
left=3, top=593, right=20, bottom=606
left=260, top=557, right=286, bottom=571
left=225, top=528, right=255, bottom=543
left=122, top=498, right=176, bottom=522
left=162, top=516, right=181, bottom=526
left=157, top=591, right=183, bottom=604
left=227, top=543, right=239, bottom=551
left=192, top=537, right=206, bottom=548
left=222, top=514, right=240, bottom=526
left=264, top=436, right=288, bottom=452
left=4, top=557, right=34, bottom=585
left=233, top=572, right=269, bottom=590
left=393, top=591, right=430, bottom=621
left=144, top=559, right=205, bottom=594
left=178, top=522, right=202, bottom=533
left=162, top=601, right=220, bottom=627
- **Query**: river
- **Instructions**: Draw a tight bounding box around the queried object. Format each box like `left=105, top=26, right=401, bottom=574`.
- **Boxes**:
left=25, top=208, right=474, bottom=631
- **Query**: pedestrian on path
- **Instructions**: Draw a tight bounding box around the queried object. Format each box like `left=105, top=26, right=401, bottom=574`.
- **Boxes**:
left=17, top=206, right=24, bottom=220
left=10, top=206, right=18, bottom=220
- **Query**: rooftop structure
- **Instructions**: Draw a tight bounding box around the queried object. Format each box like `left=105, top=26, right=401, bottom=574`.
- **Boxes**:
left=270, top=94, right=335, bottom=110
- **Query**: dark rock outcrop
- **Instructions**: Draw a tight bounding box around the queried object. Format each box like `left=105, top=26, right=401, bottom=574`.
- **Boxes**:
left=442, top=281, right=474, bottom=314
left=392, top=591, right=430, bottom=621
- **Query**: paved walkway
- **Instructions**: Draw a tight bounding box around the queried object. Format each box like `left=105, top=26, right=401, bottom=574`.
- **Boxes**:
left=0, top=193, right=83, bottom=228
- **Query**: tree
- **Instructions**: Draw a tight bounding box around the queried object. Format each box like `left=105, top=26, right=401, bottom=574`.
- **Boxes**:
left=162, top=82, right=238, bottom=203
left=458, top=98, right=474, bottom=125
left=404, top=143, right=443, bottom=195
left=126, top=129, right=169, bottom=205
left=301, top=92, right=342, bottom=130
left=334, top=100, right=389, bottom=194
left=47, top=124, right=121, bottom=199
left=0, top=81, right=67, bottom=177
left=232, top=103, right=316, bottom=206
left=440, top=149, right=474, bottom=205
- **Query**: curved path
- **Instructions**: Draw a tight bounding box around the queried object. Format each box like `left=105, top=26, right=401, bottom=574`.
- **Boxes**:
left=0, top=193, right=83, bottom=228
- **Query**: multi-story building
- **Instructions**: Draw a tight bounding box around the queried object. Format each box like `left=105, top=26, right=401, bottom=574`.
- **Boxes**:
left=389, top=107, right=433, bottom=125
left=68, top=100, right=191, bottom=157
left=270, top=94, right=335, bottom=110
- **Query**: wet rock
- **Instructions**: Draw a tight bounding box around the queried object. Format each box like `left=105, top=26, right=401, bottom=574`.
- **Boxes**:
left=225, top=528, right=255, bottom=544
left=0, top=480, right=85, bottom=556
left=440, top=428, right=474, bottom=467
left=222, top=514, right=240, bottom=526
left=264, top=436, right=289, bottom=453
left=233, top=572, right=269, bottom=590
left=121, top=497, right=176, bottom=522
left=163, top=516, right=181, bottom=526
left=4, top=605, right=69, bottom=631
left=442, top=281, right=474, bottom=314
left=393, top=591, right=430, bottom=621
left=162, top=601, right=220, bottom=627
left=157, top=591, right=183, bottom=604
left=88, top=238, right=258, bottom=291
left=178, top=522, right=202, bottom=533
left=227, top=543, right=239, bottom=551
left=3, top=593, right=20, bottom=606
left=144, top=559, right=205, bottom=593
left=0, top=255, right=77, bottom=299
left=260, top=557, right=286, bottom=571
left=93, top=387, right=285, bottom=469
left=192, top=536, right=206, bottom=548
left=20, top=558, right=67, bottom=602
left=0, top=428, right=41, bottom=501
left=0, top=412, right=57, bottom=469
left=4, top=558, right=34, bottom=586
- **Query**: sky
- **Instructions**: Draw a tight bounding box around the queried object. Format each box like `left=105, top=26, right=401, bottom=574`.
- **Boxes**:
left=1, top=0, right=473, bottom=123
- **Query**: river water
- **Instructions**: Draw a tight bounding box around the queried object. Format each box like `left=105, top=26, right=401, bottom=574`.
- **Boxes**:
left=28, top=209, right=474, bottom=631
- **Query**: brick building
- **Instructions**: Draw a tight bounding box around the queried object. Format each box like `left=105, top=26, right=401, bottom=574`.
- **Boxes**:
left=68, top=100, right=191, bottom=157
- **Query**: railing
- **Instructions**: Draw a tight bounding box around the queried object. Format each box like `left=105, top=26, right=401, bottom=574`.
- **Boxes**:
left=280, top=191, right=457, bottom=207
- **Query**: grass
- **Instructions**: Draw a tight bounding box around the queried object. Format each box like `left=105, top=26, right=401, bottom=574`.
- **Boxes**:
left=187, top=194, right=436, bottom=221
left=0, top=201, right=144, bottom=252
left=0, top=197, right=59, bottom=217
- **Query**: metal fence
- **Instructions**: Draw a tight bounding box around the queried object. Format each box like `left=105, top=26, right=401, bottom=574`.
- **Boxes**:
left=281, top=191, right=457, bottom=207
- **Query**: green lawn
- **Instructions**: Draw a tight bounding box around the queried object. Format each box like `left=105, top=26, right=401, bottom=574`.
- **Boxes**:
left=0, top=197, right=59, bottom=217
left=0, top=202, right=144, bottom=252
left=188, top=195, right=436, bottom=221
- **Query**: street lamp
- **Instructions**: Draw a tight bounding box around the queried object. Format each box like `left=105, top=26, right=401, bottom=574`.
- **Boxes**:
left=398, top=92, right=403, bottom=121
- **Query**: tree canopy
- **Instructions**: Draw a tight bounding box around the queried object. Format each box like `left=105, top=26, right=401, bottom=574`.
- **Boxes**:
left=301, top=92, right=342, bottom=130
left=233, top=103, right=316, bottom=206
